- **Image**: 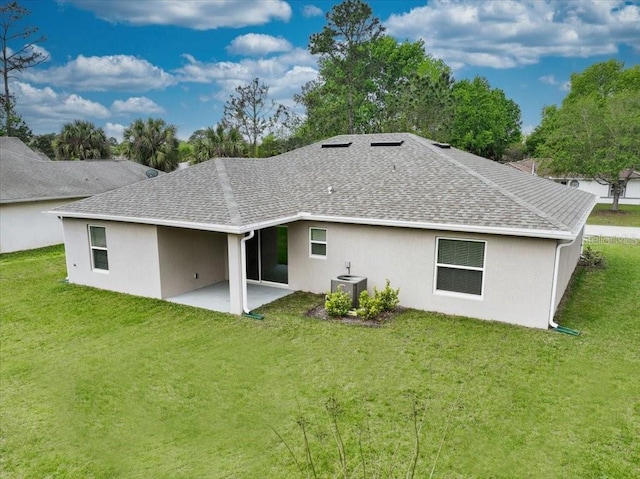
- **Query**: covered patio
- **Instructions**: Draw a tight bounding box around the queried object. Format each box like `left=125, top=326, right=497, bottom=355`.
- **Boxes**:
left=167, top=281, right=293, bottom=313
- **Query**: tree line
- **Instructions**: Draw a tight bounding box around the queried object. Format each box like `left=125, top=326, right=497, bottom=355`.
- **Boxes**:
left=2, top=0, right=638, bottom=201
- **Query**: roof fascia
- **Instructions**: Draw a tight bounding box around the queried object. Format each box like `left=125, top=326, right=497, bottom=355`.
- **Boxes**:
left=45, top=210, right=246, bottom=235
left=1, top=195, right=88, bottom=205
left=49, top=210, right=585, bottom=241
left=293, top=214, right=578, bottom=240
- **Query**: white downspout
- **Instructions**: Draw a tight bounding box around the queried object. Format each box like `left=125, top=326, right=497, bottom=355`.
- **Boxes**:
left=548, top=236, right=578, bottom=329
left=240, top=230, right=255, bottom=314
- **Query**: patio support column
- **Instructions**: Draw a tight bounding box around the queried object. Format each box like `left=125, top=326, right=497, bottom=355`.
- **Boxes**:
left=227, top=233, right=244, bottom=315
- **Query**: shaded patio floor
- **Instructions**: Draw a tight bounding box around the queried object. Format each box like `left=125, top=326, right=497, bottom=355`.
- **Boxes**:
left=167, top=281, right=294, bottom=313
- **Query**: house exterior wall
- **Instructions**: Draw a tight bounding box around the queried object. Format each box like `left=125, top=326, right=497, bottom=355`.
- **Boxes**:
left=288, top=221, right=559, bottom=329
left=553, top=227, right=584, bottom=311
left=62, top=218, right=162, bottom=298
left=156, top=226, right=227, bottom=298
left=0, top=199, right=80, bottom=253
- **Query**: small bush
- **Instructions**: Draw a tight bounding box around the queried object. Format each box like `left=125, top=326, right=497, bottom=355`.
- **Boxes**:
left=375, top=279, right=400, bottom=311
left=324, top=286, right=352, bottom=317
left=357, top=290, right=383, bottom=320
left=579, top=245, right=606, bottom=269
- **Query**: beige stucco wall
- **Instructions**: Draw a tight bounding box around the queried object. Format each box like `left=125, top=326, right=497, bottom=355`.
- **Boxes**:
left=157, top=226, right=228, bottom=298
left=288, top=221, right=559, bottom=329
left=62, top=218, right=162, bottom=298
left=553, top=227, right=584, bottom=311
left=0, top=199, right=80, bottom=253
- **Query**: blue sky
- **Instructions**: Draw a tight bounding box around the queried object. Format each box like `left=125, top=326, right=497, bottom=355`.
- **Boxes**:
left=10, top=0, right=640, bottom=141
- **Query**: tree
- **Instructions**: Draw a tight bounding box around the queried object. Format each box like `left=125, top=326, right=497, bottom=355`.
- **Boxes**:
left=375, top=37, right=455, bottom=141
left=29, top=132, right=55, bottom=158
left=298, top=34, right=454, bottom=142
left=450, top=76, right=522, bottom=161
left=524, top=105, right=559, bottom=157
left=0, top=98, right=30, bottom=142
left=54, top=120, right=110, bottom=160
left=308, top=0, right=384, bottom=135
left=540, top=61, right=640, bottom=211
left=121, top=118, right=179, bottom=172
left=1, top=1, right=47, bottom=135
left=191, top=124, right=248, bottom=164
left=223, top=78, right=284, bottom=156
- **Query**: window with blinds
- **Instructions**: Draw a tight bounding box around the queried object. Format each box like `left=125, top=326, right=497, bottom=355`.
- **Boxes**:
left=435, top=238, right=485, bottom=296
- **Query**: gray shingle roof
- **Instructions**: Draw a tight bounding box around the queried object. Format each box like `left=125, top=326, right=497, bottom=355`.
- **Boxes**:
left=53, top=133, right=596, bottom=238
left=1, top=137, right=161, bottom=203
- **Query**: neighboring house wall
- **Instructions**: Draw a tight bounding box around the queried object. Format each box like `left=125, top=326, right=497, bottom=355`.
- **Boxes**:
left=157, top=226, right=228, bottom=298
left=562, top=179, right=640, bottom=205
left=288, top=221, right=559, bottom=329
left=63, top=218, right=162, bottom=298
left=0, top=199, right=76, bottom=253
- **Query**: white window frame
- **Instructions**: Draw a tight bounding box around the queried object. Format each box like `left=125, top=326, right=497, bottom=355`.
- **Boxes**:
left=434, top=237, right=486, bottom=299
left=309, top=227, right=327, bottom=259
left=88, top=225, right=109, bottom=272
left=608, top=183, right=626, bottom=198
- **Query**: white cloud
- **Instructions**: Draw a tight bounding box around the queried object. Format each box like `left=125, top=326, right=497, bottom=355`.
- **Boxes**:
left=384, top=0, right=640, bottom=69
left=111, top=96, right=164, bottom=114
left=176, top=48, right=317, bottom=85
left=104, top=122, right=126, bottom=142
left=12, top=81, right=110, bottom=133
left=539, top=75, right=559, bottom=85
left=303, top=5, right=323, bottom=18
left=175, top=49, right=317, bottom=119
left=227, top=33, right=293, bottom=56
left=60, top=0, right=292, bottom=30
left=22, top=54, right=175, bottom=91
left=539, top=74, right=571, bottom=91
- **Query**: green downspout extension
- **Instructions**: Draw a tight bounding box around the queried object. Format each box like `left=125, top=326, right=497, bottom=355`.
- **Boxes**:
left=243, top=311, right=265, bottom=320
left=553, top=325, right=580, bottom=336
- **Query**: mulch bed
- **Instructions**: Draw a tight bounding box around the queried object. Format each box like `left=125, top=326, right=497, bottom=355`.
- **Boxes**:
left=304, top=303, right=403, bottom=327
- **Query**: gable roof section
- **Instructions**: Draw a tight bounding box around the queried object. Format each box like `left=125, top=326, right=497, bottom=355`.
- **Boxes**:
left=1, top=137, right=161, bottom=204
left=53, top=133, right=596, bottom=239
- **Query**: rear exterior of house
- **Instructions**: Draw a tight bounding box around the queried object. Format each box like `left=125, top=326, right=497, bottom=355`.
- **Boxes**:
left=54, top=133, right=595, bottom=330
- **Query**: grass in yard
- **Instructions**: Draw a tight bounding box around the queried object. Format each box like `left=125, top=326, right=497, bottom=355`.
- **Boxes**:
left=587, top=203, right=640, bottom=227
left=1, top=244, right=639, bottom=478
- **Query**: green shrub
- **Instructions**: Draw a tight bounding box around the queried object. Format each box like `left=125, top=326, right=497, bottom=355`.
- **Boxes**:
left=324, top=286, right=352, bottom=317
left=357, top=290, right=383, bottom=320
left=375, top=279, right=400, bottom=311
left=579, top=245, right=606, bottom=269
left=358, top=280, right=400, bottom=320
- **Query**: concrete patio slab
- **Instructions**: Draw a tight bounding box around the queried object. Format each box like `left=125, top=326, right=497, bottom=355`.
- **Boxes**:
left=167, top=281, right=293, bottom=313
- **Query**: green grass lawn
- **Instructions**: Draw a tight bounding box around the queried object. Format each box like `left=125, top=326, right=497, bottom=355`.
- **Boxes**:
left=587, top=203, right=640, bottom=227
left=1, top=244, right=639, bottom=478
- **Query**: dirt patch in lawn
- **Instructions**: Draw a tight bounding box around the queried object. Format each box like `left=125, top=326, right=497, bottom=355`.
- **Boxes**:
left=305, top=303, right=404, bottom=327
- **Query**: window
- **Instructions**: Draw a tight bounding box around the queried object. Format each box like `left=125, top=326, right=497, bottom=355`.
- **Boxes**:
left=309, top=227, right=327, bottom=258
left=435, top=238, right=485, bottom=296
left=608, top=184, right=626, bottom=198
left=89, top=225, right=109, bottom=271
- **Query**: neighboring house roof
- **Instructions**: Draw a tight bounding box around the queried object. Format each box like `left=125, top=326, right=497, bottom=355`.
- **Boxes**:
left=0, top=137, right=161, bottom=204
left=53, top=133, right=596, bottom=240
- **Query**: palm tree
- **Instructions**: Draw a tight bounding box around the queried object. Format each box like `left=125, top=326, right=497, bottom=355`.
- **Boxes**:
left=121, top=118, right=179, bottom=172
left=192, top=124, right=247, bottom=164
left=54, top=120, right=111, bottom=160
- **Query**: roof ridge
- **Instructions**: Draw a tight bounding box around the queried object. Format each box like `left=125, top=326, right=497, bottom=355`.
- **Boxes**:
left=414, top=136, right=569, bottom=230
left=214, top=159, right=242, bottom=225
